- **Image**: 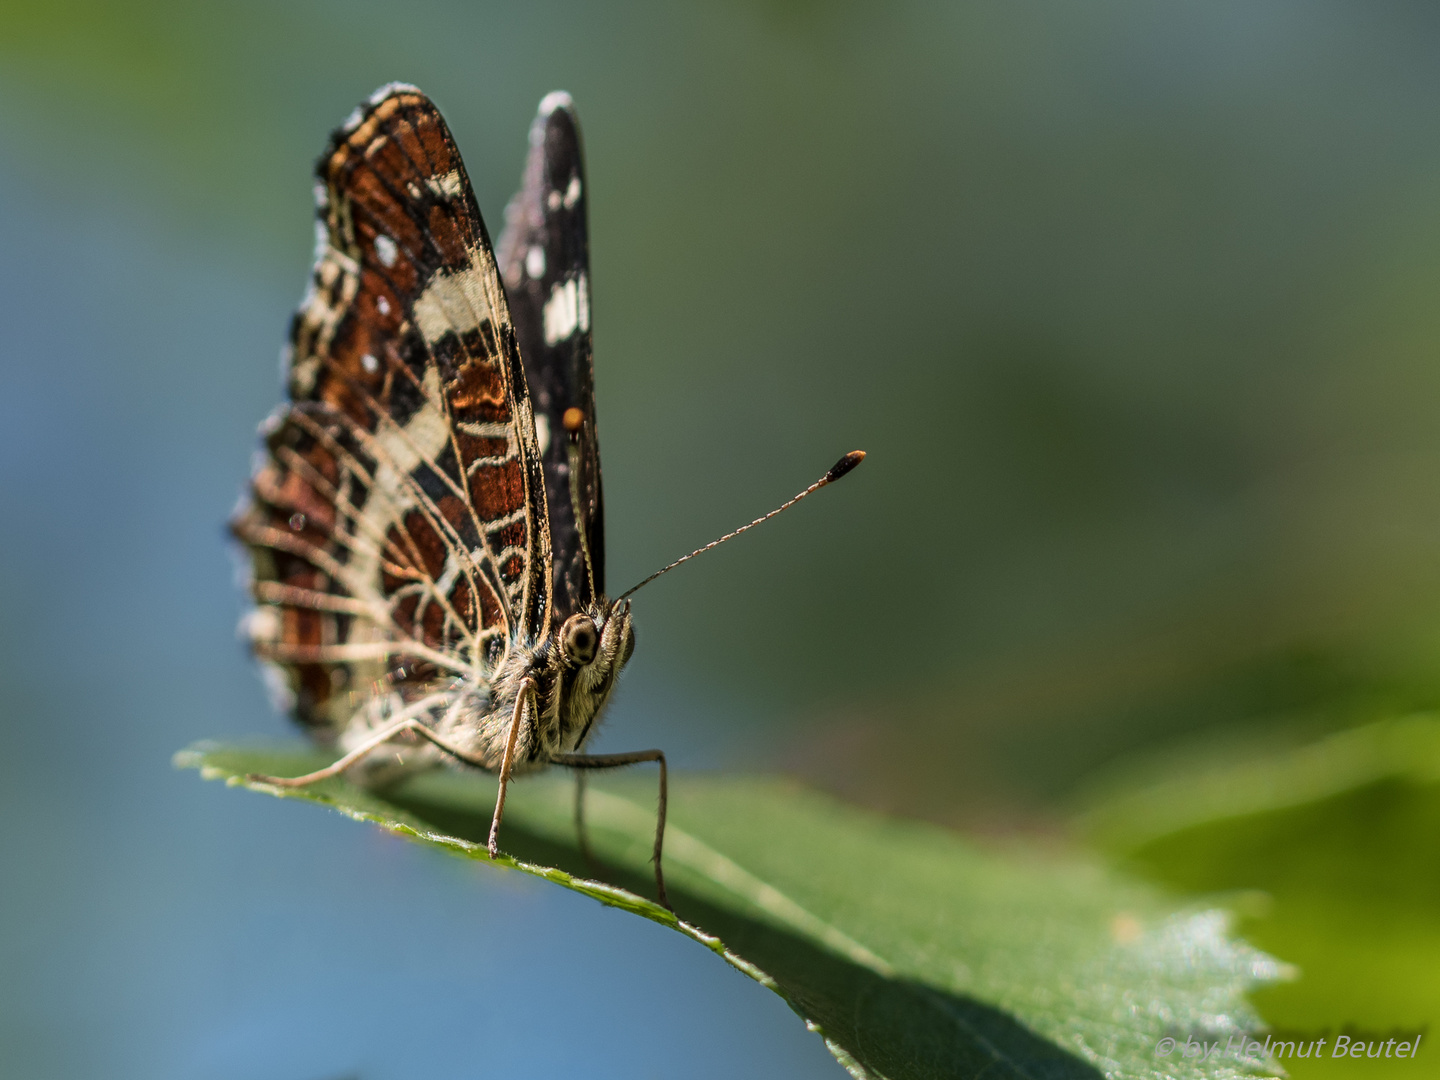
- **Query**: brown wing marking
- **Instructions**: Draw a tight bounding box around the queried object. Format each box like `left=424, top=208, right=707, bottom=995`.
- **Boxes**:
left=233, top=85, right=553, bottom=738
left=321, top=88, right=551, bottom=639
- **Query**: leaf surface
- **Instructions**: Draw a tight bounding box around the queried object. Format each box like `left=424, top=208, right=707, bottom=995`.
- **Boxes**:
left=1082, top=715, right=1440, bottom=1078
left=180, top=743, right=1280, bottom=1080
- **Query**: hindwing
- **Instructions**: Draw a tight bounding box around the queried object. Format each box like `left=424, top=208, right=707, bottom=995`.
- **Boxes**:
left=498, top=92, right=603, bottom=626
left=232, top=84, right=553, bottom=739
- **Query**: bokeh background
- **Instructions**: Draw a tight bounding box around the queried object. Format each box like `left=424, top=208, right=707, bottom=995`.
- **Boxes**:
left=4, top=2, right=1440, bottom=1077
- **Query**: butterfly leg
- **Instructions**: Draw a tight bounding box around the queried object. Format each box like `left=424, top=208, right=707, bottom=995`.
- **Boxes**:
left=552, top=749, right=670, bottom=910
left=488, top=676, right=538, bottom=859
left=247, top=716, right=487, bottom=787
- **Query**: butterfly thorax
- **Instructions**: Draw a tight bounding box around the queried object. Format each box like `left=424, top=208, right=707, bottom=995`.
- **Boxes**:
left=332, top=600, right=631, bottom=783
left=454, top=599, right=633, bottom=771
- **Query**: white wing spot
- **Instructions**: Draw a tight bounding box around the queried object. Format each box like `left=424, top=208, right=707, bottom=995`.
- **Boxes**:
left=534, top=412, right=551, bottom=455
left=543, top=279, right=578, bottom=344
left=563, top=174, right=582, bottom=209
left=547, top=190, right=563, bottom=211
left=456, top=420, right=511, bottom=438
left=376, top=295, right=391, bottom=316
left=539, top=90, right=573, bottom=115
left=361, top=353, right=379, bottom=373
left=260, top=661, right=296, bottom=712
left=290, top=354, right=319, bottom=397
left=427, top=170, right=463, bottom=198
left=242, top=606, right=281, bottom=645
left=525, top=245, right=546, bottom=280
left=413, top=264, right=494, bottom=343
left=375, top=235, right=398, bottom=268
left=370, top=81, right=420, bottom=105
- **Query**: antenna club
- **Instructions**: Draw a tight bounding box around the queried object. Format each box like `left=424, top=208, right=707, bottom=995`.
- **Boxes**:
left=824, top=450, right=866, bottom=484
left=562, top=407, right=585, bottom=433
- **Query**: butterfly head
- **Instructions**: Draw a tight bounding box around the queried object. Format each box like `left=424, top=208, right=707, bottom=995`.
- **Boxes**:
left=557, top=599, right=634, bottom=680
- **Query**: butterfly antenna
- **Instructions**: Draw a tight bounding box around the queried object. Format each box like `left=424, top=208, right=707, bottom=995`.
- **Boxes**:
left=616, top=450, right=866, bottom=603
left=563, top=408, right=598, bottom=600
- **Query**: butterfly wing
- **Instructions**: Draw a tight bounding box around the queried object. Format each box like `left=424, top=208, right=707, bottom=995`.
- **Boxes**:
left=497, top=92, right=604, bottom=625
left=232, top=84, right=553, bottom=740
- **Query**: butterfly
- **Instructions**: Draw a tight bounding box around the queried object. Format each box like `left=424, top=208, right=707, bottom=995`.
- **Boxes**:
left=231, top=84, right=863, bottom=908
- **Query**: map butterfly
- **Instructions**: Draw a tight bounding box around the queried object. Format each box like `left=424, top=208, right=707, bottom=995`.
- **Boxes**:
left=232, top=84, right=864, bottom=907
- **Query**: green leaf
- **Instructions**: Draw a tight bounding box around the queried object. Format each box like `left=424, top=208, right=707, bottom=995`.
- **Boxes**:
left=179, top=742, right=1280, bottom=1080
left=1081, top=715, right=1440, bottom=1077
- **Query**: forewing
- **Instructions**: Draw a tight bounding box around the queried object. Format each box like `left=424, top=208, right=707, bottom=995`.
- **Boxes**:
left=497, top=92, right=603, bottom=625
left=232, top=84, right=552, bottom=739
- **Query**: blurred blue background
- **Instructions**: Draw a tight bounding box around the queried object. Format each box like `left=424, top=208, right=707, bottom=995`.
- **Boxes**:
left=5, top=1, right=1440, bottom=1076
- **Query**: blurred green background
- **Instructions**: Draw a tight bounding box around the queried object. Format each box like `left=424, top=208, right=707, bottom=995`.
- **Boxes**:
left=4, top=1, right=1440, bottom=1076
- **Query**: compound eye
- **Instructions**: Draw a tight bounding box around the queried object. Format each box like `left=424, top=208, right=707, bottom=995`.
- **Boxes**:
left=560, top=615, right=598, bottom=666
